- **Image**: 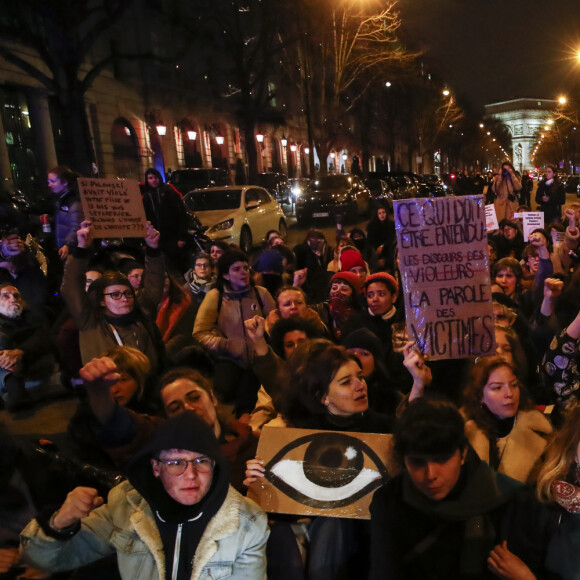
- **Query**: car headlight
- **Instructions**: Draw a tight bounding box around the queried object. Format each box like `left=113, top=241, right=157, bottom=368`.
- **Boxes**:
left=209, top=219, right=234, bottom=232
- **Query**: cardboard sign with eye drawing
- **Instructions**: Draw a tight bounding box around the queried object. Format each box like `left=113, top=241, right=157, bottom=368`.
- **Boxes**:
left=247, top=427, right=396, bottom=519
left=394, top=195, right=496, bottom=361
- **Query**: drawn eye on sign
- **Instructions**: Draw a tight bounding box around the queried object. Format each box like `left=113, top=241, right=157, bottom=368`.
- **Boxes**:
left=248, top=427, right=396, bottom=519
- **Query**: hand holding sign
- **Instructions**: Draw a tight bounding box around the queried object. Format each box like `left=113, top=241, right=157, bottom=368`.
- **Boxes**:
left=76, top=221, right=92, bottom=248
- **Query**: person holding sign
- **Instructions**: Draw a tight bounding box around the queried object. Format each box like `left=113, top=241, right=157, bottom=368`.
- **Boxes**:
left=60, top=221, right=166, bottom=372
left=492, top=162, right=521, bottom=222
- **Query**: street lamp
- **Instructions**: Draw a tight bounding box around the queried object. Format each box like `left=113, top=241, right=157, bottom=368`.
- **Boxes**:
left=216, top=135, right=224, bottom=145
left=256, top=133, right=264, bottom=143
left=156, top=124, right=167, bottom=136
left=281, top=137, right=288, bottom=147
left=442, top=89, right=450, bottom=96
left=559, top=96, right=567, bottom=105
left=187, top=130, right=197, bottom=141
left=290, top=144, right=297, bottom=152
left=304, top=147, right=310, bottom=155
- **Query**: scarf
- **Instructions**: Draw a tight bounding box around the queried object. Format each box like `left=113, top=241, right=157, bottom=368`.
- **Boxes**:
left=551, top=480, right=580, bottom=514
left=156, top=293, right=191, bottom=342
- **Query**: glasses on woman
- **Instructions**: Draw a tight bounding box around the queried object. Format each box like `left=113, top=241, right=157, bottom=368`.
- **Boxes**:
left=156, top=456, right=214, bottom=476
left=103, top=290, right=134, bottom=300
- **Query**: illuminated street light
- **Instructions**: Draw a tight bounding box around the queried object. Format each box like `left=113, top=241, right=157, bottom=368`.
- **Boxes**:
left=156, top=124, right=167, bottom=136
left=559, top=96, right=567, bottom=105
left=385, top=81, right=392, bottom=87
left=281, top=137, right=288, bottom=147
left=479, top=123, right=484, bottom=128
left=290, top=144, right=297, bottom=152
left=304, top=147, right=310, bottom=155
left=256, top=133, right=264, bottom=143
left=216, top=135, right=224, bottom=145
left=442, top=89, right=450, bottom=96
left=187, top=130, right=197, bottom=141
left=547, top=119, right=554, bottom=125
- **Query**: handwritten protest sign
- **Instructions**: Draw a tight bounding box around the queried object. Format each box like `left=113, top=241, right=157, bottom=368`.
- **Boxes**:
left=513, top=211, right=544, bottom=241
left=394, top=195, right=495, bottom=360
left=78, top=178, right=147, bottom=238
left=485, top=204, right=499, bottom=231
left=247, top=427, right=396, bottom=519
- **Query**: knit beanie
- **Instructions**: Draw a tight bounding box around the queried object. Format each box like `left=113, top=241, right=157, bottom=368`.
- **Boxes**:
left=342, top=328, right=383, bottom=359
left=339, top=248, right=366, bottom=272
left=255, top=249, right=284, bottom=273
left=364, top=272, right=399, bottom=295
left=331, top=271, right=363, bottom=294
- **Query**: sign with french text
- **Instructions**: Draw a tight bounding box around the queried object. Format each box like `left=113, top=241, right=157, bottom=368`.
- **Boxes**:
left=78, top=178, right=147, bottom=238
left=247, top=427, right=396, bottom=519
left=485, top=204, right=499, bottom=231
left=513, top=211, right=544, bottom=242
left=394, top=195, right=495, bottom=360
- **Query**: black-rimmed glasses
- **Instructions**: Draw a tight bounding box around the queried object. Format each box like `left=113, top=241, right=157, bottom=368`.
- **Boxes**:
left=103, top=290, right=134, bottom=300
left=156, top=456, right=214, bottom=476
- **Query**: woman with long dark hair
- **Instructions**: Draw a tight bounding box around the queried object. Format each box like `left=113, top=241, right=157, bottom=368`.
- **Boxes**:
left=60, top=221, right=166, bottom=374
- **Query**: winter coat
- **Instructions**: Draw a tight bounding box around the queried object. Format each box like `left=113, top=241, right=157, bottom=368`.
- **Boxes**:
left=55, top=188, right=84, bottom=249
left=492, top=175, right=521, bottom=222
left=21, top=481, right=268, bottom=580
left=369, top=450, right=555, bottom=580
left=464, top=409, right=552, bottom=483
left=142, top=185, right=189, bottom=257
left=193, top=285, right=275, bottom=367
left=60, top=248, right=165, bottom=368
left=535, top=180, right=566, bottom=225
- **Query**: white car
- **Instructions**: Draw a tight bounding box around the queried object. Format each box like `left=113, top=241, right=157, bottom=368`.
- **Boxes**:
left=183, top=186, right=287, bottom=254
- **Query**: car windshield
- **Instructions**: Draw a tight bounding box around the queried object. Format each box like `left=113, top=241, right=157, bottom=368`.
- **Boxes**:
left=184, top=189, right=242, bottom=211
left=310, top=176, right=350, bottom=191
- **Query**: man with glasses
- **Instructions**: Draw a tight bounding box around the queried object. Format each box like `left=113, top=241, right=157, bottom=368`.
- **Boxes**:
left=21, top=411, right=269, bottom=579
left=0, top=283, right=54, bottom=412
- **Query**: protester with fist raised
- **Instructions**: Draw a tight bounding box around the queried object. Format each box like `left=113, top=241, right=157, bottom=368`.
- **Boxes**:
left=21, top=412, right=268, bottom=579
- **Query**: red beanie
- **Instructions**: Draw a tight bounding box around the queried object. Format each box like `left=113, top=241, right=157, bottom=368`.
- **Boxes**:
left=339, top=248, right=365, bottom=272
left=364, top=272, right=399, bottom=295
left=331, top=271, right=363, bottom=294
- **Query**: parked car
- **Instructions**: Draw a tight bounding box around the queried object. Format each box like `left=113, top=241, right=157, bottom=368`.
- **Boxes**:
left=183, top=186, right=286, bottom=255
left=563, top=175, right=580, bottom=193
left=168, top=168, right=230, bottom=194
left=364, top=177, right=394, bottom=208
left=254, top=172, right=291, bottom=204
left=296, top=174, right=371, bottom=225
left=421, top=174, right=448, bottom=196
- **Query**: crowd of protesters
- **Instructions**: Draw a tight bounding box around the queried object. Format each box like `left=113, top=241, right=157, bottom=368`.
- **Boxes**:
left=1, top=164, right=580, bottom=579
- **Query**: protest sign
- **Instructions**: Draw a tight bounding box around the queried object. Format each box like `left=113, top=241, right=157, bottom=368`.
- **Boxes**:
left=393, top=195, right=495, bottom=360
left=485, top=204, right=499, bottom=231
left=78, top=178, right=147, bottom=238
left=513, top=211, right=544, bottom=241
left=552, top=230, right=566, bottom=246
left=247, top=427, right=396, bottom=519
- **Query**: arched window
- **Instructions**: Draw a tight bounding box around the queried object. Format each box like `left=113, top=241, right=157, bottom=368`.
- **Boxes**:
left=111, top=118, right=140, bottom=179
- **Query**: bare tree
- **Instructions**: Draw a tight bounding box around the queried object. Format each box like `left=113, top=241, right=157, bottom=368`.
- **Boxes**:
left=281, top=0, right=415, bottom=174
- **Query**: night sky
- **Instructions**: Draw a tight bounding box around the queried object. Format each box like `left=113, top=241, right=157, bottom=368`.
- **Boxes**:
left=398, top=0, right=580, bottom=111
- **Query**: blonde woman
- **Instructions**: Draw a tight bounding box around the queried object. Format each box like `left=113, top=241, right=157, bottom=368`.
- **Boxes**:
left=536, top=403, right=580, bottom=579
